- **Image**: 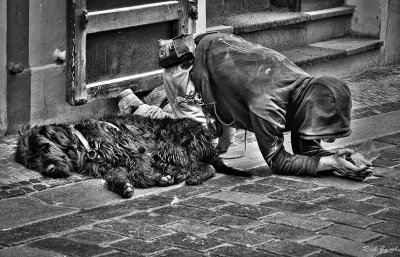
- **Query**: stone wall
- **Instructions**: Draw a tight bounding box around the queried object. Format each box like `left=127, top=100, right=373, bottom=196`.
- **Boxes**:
left=5, top=0, right=117, bottom=133
left=346, top=0, right=381, bottom=37
left=382, top=0, right=400, bottom=64
left=0, top=0, right=6, bottom=133
left=346, top=0, right=400, bottom=64
left=27, top=0, right=117, bottom=128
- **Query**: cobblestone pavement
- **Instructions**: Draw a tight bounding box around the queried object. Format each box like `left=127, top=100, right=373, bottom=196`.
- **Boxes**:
left=0, top=65, right=399, bottom=256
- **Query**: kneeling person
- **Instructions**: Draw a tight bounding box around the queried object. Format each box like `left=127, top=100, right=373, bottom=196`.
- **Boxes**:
left=191, top=33, right=372, bottom=179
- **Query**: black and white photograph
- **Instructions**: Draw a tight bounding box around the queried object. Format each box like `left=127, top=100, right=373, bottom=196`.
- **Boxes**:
left=0, top=0, right=399, bottom=256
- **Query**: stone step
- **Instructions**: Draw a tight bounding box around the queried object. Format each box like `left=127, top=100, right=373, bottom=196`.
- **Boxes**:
left=206, top=0, right=271, bottom=27
left=207, top=6, right=355, bottom=50
left=301, top=0, right=344, bottom=12
left=271, top=0, right=344, bottom=12
left=282, top=36, right=384, bottom=77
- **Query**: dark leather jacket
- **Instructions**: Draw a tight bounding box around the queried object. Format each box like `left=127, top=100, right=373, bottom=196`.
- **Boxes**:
left=191, top=33, right=352, bottom=176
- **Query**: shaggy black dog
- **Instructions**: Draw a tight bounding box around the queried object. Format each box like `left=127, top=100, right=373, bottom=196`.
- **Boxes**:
left=15, top=114, right=250, bottom=198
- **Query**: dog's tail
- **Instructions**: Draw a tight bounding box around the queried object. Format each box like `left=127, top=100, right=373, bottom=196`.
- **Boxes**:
left=209, top=157, right=252, bottom=177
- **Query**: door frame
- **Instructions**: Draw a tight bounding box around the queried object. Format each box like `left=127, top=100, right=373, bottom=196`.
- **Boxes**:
left=66, top=0, right=190, bottom=106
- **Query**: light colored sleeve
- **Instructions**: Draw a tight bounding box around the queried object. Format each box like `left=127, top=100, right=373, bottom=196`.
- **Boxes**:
left=163, top=64, right=207, bottom=127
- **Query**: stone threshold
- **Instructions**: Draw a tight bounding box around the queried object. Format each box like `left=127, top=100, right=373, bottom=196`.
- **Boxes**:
left=282, top=36, right=384, bottom=67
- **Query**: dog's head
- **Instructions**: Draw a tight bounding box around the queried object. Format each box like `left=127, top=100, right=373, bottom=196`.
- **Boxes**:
left=15, top=124, right=75, bottom=178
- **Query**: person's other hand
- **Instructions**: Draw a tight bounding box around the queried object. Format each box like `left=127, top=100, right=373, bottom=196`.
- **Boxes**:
left=329, top=149, right=373, bottom=180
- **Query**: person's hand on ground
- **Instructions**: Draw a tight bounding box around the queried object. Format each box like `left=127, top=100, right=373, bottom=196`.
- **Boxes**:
left=117, top=89, right=144, bottom=114
left=318, top=149, right=373, bottom=181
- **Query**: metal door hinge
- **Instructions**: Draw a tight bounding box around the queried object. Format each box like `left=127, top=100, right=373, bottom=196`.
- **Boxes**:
left=82, top=9, right=88, bottom=28
left=189, top=0, right=198, bottom=20
left=7, top=62, right=24, bottom=74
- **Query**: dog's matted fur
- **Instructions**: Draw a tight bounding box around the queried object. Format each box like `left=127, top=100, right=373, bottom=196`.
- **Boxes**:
left=15, top=114, right=249, bottom=198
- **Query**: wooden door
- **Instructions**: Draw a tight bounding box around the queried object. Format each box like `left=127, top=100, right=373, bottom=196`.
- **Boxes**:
left=67, top=0, right=190, bottom=105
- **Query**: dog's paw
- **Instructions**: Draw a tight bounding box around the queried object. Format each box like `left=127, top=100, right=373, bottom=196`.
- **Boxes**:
left=157, top=175, right=175, bottom=186
left=176, top=174, right=187, bottom=183
left=123, top=183, right=134, bottom=198
left=186, top=175, right=202, bottom=185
